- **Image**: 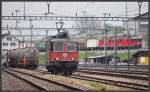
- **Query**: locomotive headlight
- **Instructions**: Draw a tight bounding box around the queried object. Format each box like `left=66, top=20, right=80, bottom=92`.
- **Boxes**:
left=56, top=58, right=59, bottom=60
left=72, top=58, right=74, bottom=60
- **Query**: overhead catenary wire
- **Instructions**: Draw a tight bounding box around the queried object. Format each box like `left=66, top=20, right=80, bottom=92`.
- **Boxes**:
left=76, top=2, right=95, bottom=16
left=115, top=3, right=147, bottom=17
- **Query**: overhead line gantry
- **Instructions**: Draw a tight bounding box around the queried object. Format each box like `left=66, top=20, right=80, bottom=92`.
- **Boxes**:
left=2, top=16, right=130, bottom=21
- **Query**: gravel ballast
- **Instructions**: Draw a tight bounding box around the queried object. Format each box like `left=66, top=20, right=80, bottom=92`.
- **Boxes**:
left=2, top=71, right=39, bottom=91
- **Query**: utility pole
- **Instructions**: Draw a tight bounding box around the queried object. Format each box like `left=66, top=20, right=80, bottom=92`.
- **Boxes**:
left=137, top=1, right=143, bottom=50
left=22, top=35, right=24, bottom=48
left=45, top=30, right=48, bottom=38
left=15, top=10, right=20, bottom=48
left=134, top=20, right=138, bottom=51
left=126, top=1, right=130, bottom=71
left=30, top=19, right=33, bottom=47
left=44, top=2, right=54, bottom=16
left=103, top=12, right=108, bottom=69
left=114, top=27, right=117, bottom=70
left=47, top=2, right=50, bottom=14
left=24, top=2, right=26, bottom=17
left=81, top=11, right=88, bottom=65
left=137, top=1, right=143, bottom=16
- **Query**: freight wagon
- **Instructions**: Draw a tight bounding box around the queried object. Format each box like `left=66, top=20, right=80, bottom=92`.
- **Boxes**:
left=5, top=47, right=39, bottom=69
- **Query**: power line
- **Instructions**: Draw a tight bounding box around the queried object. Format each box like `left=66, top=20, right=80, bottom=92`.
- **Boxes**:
left=76, top=2, right=95, bottom=15
left=115, top=4, right=148, bottom=17
left=2, top=16, right=129, bottom=21
left=26, top=3, right=33, bottom=15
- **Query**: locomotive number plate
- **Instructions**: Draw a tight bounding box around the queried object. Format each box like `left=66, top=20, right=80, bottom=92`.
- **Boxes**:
left=63, top=53, right=67, bottom=57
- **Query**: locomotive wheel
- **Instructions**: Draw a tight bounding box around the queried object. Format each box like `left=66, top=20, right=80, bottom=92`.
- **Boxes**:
left=63, top=72, right=72, bottom=75
left=47, top=68, right=55, bottom=74
left=68, top=72, right=72, bottom=75
left=50, top=71, right=54, bottom=74
left=53, top=72, right=58, bottom=75
left=63, top=72, right=68, bottom=75
left=12, top=65, right=16, bottom=68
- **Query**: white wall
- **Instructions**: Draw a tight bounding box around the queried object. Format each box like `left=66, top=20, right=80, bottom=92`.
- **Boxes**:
left=2, top=35, right=19, bottom=64
left=2, top=35, right=19, bottom=53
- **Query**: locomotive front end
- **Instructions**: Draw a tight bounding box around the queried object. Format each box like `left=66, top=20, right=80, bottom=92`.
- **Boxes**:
left=46, top=39, right=78, bottom=75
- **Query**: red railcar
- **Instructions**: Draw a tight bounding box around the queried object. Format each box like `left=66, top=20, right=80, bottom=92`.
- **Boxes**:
left=98, top=36, right=142, bottom=49
left=46, top=38, right=78, bottom=75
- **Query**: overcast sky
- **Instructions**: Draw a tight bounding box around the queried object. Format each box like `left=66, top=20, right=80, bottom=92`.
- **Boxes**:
left=2, top=2, right=148, bottom=40
left=2, top=2, right=148, bottom=17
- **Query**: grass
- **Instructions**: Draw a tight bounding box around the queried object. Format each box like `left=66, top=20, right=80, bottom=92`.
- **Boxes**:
left=38, top=51, right=135, bottom=64
left=79, top=51, right=97, bottom=59
left=90, top=82, right=106, bottom=91
left=109, top=51, right=135, bottom=60
left=38, top=54, right=46, bottom=64
left=79, top=51, right=135, bottom=60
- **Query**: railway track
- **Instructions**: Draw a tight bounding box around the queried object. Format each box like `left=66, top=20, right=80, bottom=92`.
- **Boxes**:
left=5, top=68, right=148, bottom=91
left=2, top=71, right=42, bottom=90
left=37, top=70, right=148, bottom=91
left=78, top=67, right=148, bottom=75
left=76, top=69, right=148, bottom=81
left=3, top=68, right=87, bottom=91
left=70, top=74, right=148, bottom=91
left=36, top=68, right=148, bottom=91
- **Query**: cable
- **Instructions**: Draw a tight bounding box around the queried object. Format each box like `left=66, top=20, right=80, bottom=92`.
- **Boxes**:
left=115, top=4, right=148, bottom=17
left=26, top=3, right=33, bottom=15
left=76, top=2, right=95, bottom=14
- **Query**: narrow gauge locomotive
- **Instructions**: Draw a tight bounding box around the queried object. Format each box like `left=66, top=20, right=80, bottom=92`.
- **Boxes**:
left=46, top=32, right=78, bottom=75
left=7, top=47, right=39, bottom=69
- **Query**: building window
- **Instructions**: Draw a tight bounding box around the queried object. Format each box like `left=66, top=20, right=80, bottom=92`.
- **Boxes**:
left=11, top=43, right=16, bottom=46
left=7, top=37, right=12, bottom=41
left=3, top=49, right=8, bottom=52
left=3, top=43, right=8, bottom=46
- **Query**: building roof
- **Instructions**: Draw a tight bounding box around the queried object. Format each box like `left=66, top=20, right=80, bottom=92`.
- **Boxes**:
left=132, top=50, right=149, bottom=57
left=2, top=33, right=21, bottom=42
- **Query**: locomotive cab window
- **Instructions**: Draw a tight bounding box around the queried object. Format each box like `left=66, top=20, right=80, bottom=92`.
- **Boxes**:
left=67, top=42, right=76, bottom=51
left=50, top=42, right=54, bottom=51
left=54, top=41, right=64, bottom=51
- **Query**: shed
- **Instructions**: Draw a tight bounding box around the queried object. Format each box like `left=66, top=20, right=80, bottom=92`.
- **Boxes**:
left=132, top=50, right=149, bottom=65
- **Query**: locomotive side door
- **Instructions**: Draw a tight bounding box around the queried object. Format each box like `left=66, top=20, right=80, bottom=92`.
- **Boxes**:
left=46, top=39, right=50, bottom=64
left=46, top=39, right=54, bottom=63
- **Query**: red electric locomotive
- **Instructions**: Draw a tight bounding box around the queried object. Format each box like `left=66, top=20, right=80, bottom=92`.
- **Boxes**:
left=98, top=35, right=142, bottom=49
left=46, top=32, right=78, bottom=75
